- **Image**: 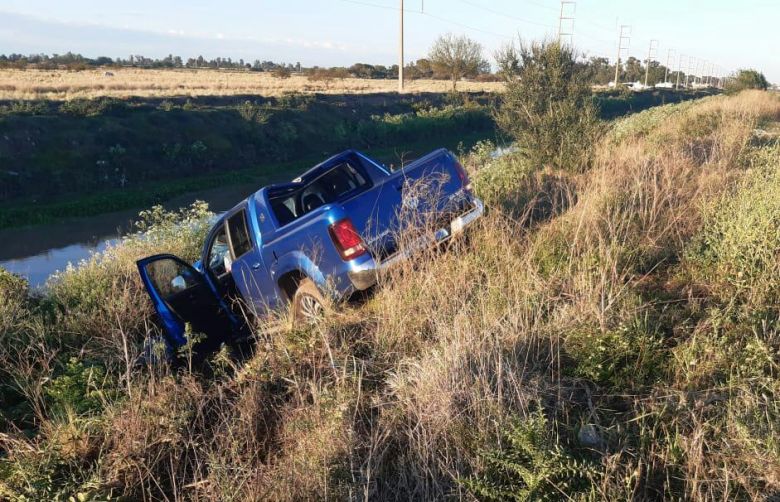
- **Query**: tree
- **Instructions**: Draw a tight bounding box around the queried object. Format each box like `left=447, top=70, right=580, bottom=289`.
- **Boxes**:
left=428, top=33, right=488, bottom=90
left=725, top=69, right=769, bottom=94
left=494, top=43, right=521, bottom=82
left=495, top=39, right=600, bottom=172
left=273, top=66, right=292, bottom=79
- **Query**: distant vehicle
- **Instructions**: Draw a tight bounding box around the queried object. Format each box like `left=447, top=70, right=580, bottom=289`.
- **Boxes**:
left=137, top=149, right=484, bottom=353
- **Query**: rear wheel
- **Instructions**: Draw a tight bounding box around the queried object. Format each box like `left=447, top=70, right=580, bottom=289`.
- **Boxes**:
left=292, top=278, right=327, bottom=326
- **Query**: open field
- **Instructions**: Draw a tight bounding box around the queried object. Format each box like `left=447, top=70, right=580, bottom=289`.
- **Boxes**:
left=0, top=68, right=505, bottom=100
left=2, top=91, right=779, bottom=500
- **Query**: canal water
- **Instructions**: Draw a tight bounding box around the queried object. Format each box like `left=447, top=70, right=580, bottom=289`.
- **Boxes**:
left=0, top=182, right=264, bottom=288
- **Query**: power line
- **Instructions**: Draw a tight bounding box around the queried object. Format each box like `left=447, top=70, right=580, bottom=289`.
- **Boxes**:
left=521, top=0, right=559, bottom=12
left=336, top=0, right=515, bottom=39
left=421, top=11, right=515, bottom=39
left=334, top=0, right=728, bottom=83
left=336, top=0, right=399, bottom=12
left=454, top=0, right=553, bottom=28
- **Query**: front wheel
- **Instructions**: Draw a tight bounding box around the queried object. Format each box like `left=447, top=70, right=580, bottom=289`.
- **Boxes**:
left=291, top=278, right=327, bottom=327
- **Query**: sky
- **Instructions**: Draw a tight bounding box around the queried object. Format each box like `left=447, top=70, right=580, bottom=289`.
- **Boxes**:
left=0, top=0, right=777, bottom=83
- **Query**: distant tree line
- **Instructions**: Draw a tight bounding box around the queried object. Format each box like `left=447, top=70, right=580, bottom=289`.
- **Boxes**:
left=0, top=49, right=756, bottom=88
left=0, top=52, right=304, bottom=72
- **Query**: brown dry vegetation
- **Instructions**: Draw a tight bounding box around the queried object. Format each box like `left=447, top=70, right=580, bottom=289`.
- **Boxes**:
left=0, top=68, right=504, bottom=100
left=2, top=91, right=780, bottom=501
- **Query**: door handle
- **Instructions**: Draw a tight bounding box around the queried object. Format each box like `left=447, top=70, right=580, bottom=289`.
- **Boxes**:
left=251, top=262, right=261, bottom=270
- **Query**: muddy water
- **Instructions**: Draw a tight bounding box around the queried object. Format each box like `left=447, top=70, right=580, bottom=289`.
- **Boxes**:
left=0, top=182, right=264, bottom=288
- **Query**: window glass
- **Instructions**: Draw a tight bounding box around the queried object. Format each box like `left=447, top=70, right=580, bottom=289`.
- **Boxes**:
left=206, top=225, right=230, bottom=277
left=269, top=159, right=371, bottom=225
left=228, top=210, right=253, bottom=258
left=319, top=161, right=368, bottom=200
left=145, top=259, right=200, bottom=299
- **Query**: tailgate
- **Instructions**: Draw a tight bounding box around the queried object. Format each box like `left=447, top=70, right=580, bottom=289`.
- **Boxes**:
left=341, top=149, right=471, bottom=258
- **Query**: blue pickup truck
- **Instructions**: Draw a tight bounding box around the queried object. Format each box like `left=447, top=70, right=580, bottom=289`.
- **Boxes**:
left=137, top=148, right=483, bottom=351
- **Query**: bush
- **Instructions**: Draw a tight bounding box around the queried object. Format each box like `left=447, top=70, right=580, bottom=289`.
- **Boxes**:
left=494, top=40, right=601, bottom=172
left=44, top=358, right=119, bottom=418
left=565, top=312, right=667, bottom=390
left=463, top=410, right=597, bottom=501
left=272, top=66, right=292, bottom=79
left=59, top=97, right=125, bottom=117
left=725, top=69, right=769, bottom=95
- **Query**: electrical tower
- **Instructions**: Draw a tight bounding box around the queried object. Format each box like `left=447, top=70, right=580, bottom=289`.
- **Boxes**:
left=676, top=54, right=685, bottom=89
left=644, top=39, right=659, bottom=87
left=664, top=48, right=675, bottom=84
left=613, top=25, right=631, bottom=87
left=558, top=1, right=576, bottom=46
left=686, top=57, right=696, bottom=87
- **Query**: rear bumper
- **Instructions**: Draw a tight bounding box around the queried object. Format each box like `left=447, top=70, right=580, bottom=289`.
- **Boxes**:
left=347, top=197, right=484, bottom=290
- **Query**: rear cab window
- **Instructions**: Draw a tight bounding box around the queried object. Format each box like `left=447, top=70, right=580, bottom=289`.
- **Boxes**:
left=227, top=210, right=253, bottom=258
left=268, top=157, right=371, bottom=227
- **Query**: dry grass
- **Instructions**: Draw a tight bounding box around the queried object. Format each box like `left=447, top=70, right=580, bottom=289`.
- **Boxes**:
left=0, top=68, right=504, bottom=100
left=2, top=91, right=780, bottom=501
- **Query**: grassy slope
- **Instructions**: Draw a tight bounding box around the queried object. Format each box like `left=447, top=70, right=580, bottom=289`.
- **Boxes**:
left=2, top=91, right=779, bottom=501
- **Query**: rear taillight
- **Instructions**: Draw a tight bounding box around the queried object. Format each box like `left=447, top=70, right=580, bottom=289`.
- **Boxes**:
left=329, top=218, right=367, bottom=261
left=453, top=158, right=473, bottom=193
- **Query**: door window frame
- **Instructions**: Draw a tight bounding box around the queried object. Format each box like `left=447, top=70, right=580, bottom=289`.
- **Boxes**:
left=205, top=222, right=232, bottom=279
left=226, top=207, right=254, bottom=260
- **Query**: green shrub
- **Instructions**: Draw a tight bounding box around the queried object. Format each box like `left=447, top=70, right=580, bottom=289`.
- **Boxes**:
left=463, top=410, right=597, bottom=501
left=59, top=98, right=125, bottom=117
left=565, top=311, right=667, bottom=390
left=237, top=100, right=271, bottom=124
left=44, top=358, right=119, bottom=418
left=725, top=69, right=769, bottom=95
left=157, top=100, right=175, bottom=112
left=0, top=101, right=49, bottom=116
left=494, top=40, right=601, bottom=172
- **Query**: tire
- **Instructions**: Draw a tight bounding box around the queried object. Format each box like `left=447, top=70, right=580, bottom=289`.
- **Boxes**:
left=291, top=278, right=327, bottom=327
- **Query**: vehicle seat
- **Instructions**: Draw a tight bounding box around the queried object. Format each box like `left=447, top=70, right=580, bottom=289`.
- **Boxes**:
left=302, top=193, right=326, bottom=213
left=272, top=201, right=296, bottom=226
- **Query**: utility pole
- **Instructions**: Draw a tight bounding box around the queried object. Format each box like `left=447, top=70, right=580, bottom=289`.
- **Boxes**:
left=664, top=48, right=674, bottom=83
left=398, top=0, right=404, bottom=93
left=558, top=1, right=576, bottom=46
left=613, top=25, right=631, bottom=88
left=644, top=39, right=658, bottom=87
left=676, top=53, right=685, bottom=89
